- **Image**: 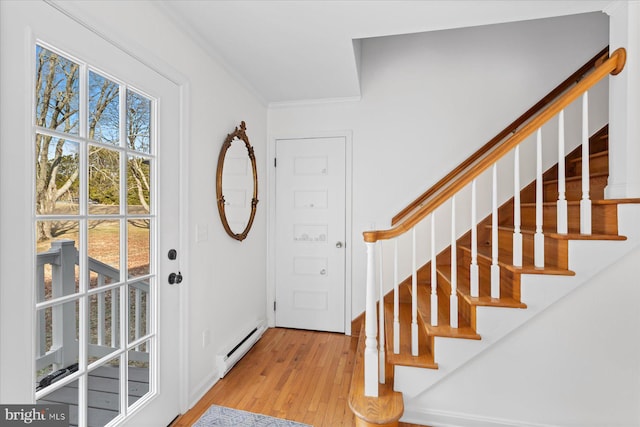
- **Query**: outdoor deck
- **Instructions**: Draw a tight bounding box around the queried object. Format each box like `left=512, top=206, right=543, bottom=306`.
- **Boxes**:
left=38, top=366, right=150, bottom=427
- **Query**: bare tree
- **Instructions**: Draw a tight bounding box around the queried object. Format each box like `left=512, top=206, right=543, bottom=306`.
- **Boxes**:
left=126, top=91, right=151, bottom=214
left=35, top=47, right=118, bottom=241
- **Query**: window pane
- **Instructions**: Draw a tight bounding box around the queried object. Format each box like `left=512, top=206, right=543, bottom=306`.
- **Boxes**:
left=128, top=220, right=150, bottom=278
left=35, top=134, right=79, bottom=216
left=35, top=299, right=79, bottom=392
left=36, top=221, right=80, bottom=302
left=128, top=282, right=149, bottom=344
left=89, top=288, right=121, bottom=360
left=35, top=46, right=79, bottom=135
left=128, top=343, right=151, bottom=407
left=87, top=357, right=122, bottom=426
left=127, top=155, right=151, bottom=214
left=88, top=220, right=120, bottom=289
left=37, top=378, right=79, bottom=426
left=126, top=90, right=151, bottom=153
left=88, top=71, right=120, bottom=144
left=89, top=146, right=120, bottom=214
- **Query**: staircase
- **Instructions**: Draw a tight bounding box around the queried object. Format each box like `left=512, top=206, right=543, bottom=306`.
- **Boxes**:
left=349, top=47, right=635, bottom=427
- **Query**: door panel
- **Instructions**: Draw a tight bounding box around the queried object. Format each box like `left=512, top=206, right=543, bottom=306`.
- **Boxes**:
left=0, top=2, right=181, bottom=426
left=275, top=138, right=346, bottom=333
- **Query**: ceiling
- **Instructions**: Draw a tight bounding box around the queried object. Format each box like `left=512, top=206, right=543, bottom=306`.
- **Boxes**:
left=157, top=0, right=614, bottom=105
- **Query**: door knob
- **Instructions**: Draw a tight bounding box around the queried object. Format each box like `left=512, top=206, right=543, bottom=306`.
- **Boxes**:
left=168, top=271, right=183, bottom=285
left=320, top=269, right=327, bottom=275
left=336, top=241, right=344, bottom=248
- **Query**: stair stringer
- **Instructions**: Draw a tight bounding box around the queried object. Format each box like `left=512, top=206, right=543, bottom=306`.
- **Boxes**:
left=394, top=203, right=640, bottom=402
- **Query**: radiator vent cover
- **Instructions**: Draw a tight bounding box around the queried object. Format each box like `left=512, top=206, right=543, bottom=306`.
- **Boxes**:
left=216, top=321, right=266, bottom=378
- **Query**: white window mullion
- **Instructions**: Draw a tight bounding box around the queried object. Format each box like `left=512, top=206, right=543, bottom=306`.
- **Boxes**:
left=120, top=93, right=130, bottom=419
left=78, top=61, right=89, bottom=427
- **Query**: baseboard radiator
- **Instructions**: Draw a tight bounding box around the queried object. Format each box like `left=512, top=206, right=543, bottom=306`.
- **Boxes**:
left=216, top=321, right=266, bottom=378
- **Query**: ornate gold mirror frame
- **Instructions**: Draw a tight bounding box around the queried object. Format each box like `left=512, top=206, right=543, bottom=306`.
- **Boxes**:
left=216, top=121, right=259, bottom=241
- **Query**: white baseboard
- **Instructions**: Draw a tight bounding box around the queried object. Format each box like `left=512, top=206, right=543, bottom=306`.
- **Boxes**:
left=402, top=407, right=559, bottom=427
left=188, top=369, right=220, bottom=409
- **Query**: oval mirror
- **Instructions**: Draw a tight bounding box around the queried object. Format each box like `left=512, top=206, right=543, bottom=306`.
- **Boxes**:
left=216, top=121, right=258, bottom=241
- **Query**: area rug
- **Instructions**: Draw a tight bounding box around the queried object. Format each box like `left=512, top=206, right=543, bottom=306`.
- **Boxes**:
left=193, top=404, right=312, bottom=427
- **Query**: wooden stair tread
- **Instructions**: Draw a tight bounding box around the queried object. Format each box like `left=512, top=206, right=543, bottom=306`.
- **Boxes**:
left=458, top=244, right=575, bottom=276
left=349, top=320, right=404, bottom=425
left=492, top=225, right=627, bottom=241
left=425, top=324, right=481, bottom=340
left=568, top=150, right=608, bottom=163
left=543, top=171, right=608, bottom=185
left=383, top=303, right=438, bottom=369
left=588, top=198, right=640, bottom=205
left=438, top=264, right=527, bottom=309
left=521, top=198, right=640, bottom=207
left=414, top=283, right=481, bottom=340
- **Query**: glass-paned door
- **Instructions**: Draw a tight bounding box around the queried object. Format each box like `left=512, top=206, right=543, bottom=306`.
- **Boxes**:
left=32, top=43, right=167, bottom=427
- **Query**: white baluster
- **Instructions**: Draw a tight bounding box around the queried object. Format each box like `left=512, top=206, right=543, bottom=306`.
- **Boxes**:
left=580, top=92, right=592, bottom=235
left=111, top=288, right=118, bottom=348
left=378, top=241, right=385, bottom=384
left=450, top=197, right=459, bottom=327
left=491, top=165, right=501, bottom=298
left=535, top=128, right=545, bottom=268
left=364, top=241, right=378, bottom=397
left=557, top=110, right=568, bottom=234
left=98, top=275, right=105, bottom=346
left=36, top=264, right=46, bottom=357
left=393, top=239, right=400, bottom=354
left=135, top=288, right=142, bottom=343
left=513, top=146, right=523, bottom=267
left=430, top=215, right=438, bottom=326
left=51, top=240, right=78, bottom=369
left=470, top=180, right=479, bottom=297
left=411, top=227, right=418, bottom=356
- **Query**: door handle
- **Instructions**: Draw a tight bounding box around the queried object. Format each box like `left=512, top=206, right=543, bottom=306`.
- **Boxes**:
left=336, top=241, right=344, bottom=248
left=168, top=271, right=183, bottom=285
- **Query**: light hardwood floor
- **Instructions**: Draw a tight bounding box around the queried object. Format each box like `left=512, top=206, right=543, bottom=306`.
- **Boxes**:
left=171, top=327, right=426, bottom=427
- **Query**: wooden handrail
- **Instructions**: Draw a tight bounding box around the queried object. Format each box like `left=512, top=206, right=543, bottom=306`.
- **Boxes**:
left=391, top=46, right=610, bottom=226
left=364, top=47, right=626, bottom=243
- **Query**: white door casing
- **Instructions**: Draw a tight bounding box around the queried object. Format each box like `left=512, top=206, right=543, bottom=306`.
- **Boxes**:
left=274, top=137, right=347, bottom=333
left=0, top=2, right=183, bottom=426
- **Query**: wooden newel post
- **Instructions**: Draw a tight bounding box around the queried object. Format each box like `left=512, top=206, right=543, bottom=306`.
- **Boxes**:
left=51, top=239, right=78, bottom=369
left=364, top=241, right=379, bottom=397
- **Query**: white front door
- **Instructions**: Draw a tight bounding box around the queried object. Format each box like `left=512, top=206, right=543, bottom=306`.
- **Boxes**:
left=0, top=2, right=182, bottom=426
left=274, top=137, right=346, bottom=333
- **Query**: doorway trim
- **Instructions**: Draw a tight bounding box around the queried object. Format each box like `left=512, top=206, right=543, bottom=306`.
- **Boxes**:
left=267, top=131, right=353, bottom=335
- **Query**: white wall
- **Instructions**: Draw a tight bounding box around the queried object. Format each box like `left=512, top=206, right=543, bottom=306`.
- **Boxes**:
left=0, top=0, right=268, bottom=409
left=268, top=12, right=610, bottom=320
left=607, top=1, right=640, bottom=199
left=403, top=239, right=640, bottom=427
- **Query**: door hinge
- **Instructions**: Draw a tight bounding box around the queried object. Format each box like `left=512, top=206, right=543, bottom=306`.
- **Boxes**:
left=274, top=158, right=277, bottom=167
left=273, top=301, right=276, bottom=311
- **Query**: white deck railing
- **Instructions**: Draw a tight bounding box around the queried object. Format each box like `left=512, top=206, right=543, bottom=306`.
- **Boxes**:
left=361, top=48, right=626, bottom=397
left=36, top=239, right=150, bottom=374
